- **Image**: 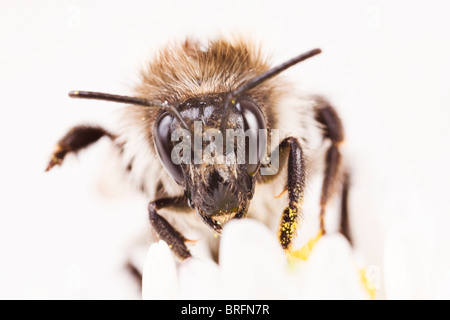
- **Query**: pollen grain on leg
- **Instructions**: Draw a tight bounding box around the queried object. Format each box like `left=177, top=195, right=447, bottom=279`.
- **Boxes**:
left=279, top=205, right=301, bottom=251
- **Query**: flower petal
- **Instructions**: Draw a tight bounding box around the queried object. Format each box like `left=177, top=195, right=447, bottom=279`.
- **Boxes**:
left=383, top=219, right=435, bottom=299
left=177, top=258, right=222, bottom=300
left=219, top=219, right=289, bottom=299
left=142, top=240, right=177, bottom=300
left=294, top=234, right=370, bottom=300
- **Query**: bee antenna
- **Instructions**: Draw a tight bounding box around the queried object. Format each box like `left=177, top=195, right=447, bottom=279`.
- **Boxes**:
left=68, top=90, right=189, bottom=130
left=220, top=48, right=322, bottom=132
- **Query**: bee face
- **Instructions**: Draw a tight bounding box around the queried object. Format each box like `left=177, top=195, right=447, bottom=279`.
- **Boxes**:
left=153, top=93, right=266, bottom=232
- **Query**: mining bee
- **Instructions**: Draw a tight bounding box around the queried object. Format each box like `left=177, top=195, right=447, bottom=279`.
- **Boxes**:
left=46, top=37, right=350, bottom=261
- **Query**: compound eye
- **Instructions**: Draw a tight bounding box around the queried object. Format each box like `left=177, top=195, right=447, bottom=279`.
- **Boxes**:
left=236, top=100, right=267, bottom=176
left=153, top=112, right=184, bottom=185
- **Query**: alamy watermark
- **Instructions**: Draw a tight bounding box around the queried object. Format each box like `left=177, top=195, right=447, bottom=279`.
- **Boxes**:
left=170, top=121, right=280, bottom=176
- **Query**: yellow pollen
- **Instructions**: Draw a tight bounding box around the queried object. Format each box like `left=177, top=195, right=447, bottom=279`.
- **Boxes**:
left=288, top=230, right=322, bottom=262
left=359, top=268, right=377, bottom=300
left=286, top=231, right=377, bottom=300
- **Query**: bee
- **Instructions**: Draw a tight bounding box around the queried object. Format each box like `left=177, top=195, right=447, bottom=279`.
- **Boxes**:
left=46, top=37, right=350, bottom=261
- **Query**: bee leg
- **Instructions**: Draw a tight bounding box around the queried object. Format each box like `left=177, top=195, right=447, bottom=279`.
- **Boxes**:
left=278, top=137, right=306, bottom=251
left=148, top=197, right=192, bottom=260
left=314, top=101, right=347, bottom=237
left=122, top=197, right=190, bottom=292
left=339, top=171, right=352, bottom=244
left=125, top=260, right=144, bottom=292
left=45, top=125, right=118, bottom=171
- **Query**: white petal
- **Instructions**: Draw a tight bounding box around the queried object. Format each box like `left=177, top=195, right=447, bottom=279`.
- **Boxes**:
left=177, top=258, right=222, bottom=300
left=295, top=234, right=370, bottom=300
left=142, top=241, right=177, bottom=300
left=219, top=219, right=289, bottom=299
left=383, top=219, right=435, bottom=299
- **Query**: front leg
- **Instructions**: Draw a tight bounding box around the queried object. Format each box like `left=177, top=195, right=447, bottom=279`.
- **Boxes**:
left=277, top=137, right=306, bottom=251
left=45, top=125, right=118, bottom=171
left=148, top=196, right=192, bottom=260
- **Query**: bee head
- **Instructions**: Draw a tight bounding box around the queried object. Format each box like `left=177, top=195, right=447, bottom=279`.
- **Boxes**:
left=153, top=93, right=267, bottom=232
left=68, top=48, right=321, bottom=233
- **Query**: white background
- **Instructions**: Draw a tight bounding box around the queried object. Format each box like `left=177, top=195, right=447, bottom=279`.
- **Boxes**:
left=0, top=0, right=449, bottom=299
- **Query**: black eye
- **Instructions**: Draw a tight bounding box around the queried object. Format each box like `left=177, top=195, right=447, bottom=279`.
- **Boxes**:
left=153, top=112, right=184, bottom=185
left=236, top=100, right=267, bottom=176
